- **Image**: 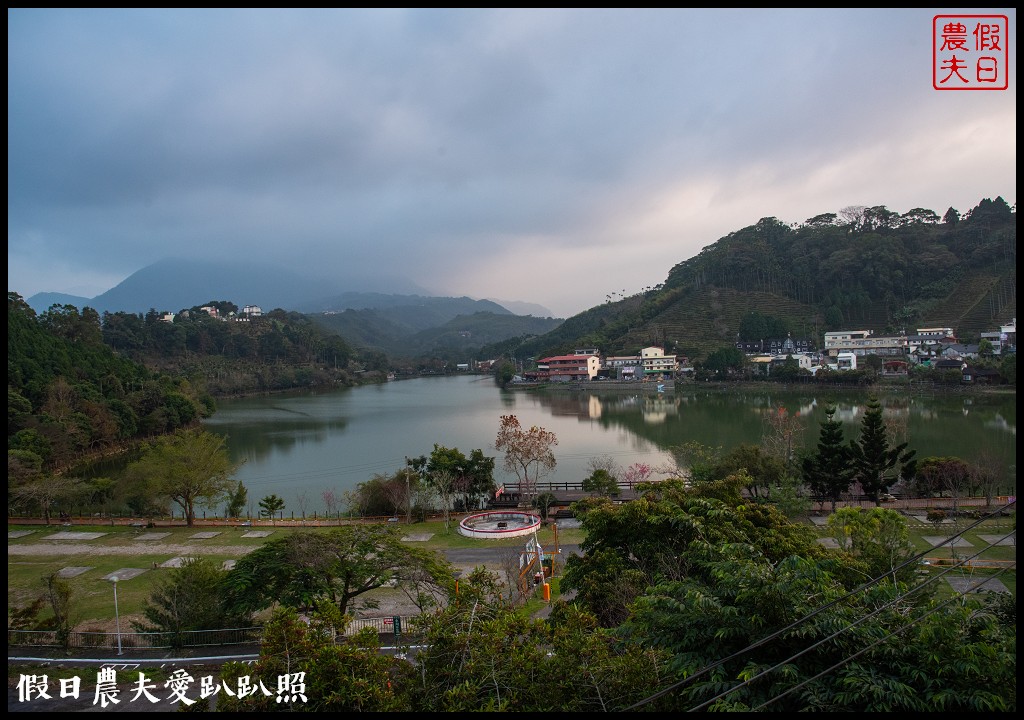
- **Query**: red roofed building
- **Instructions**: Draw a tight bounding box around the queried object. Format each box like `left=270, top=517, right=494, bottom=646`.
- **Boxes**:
left=526, top=353, right=601, bottom=382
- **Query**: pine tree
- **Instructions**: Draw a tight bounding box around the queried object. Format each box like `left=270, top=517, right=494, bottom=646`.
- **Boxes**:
left=802, top=405, right=854, bottom=512
left=848, top=397, right=916, bottom=504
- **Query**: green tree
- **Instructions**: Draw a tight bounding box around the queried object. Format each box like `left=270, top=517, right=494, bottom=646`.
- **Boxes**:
left=134, top=557, right=251, bottom=648
left=623, top=548, right=1013, bottom=711
left=802, top=405, right=855, bottom=512
left=848, top=397, right=916, bottom=505
left=563, top=476, right=824, bottom=628
left=825, top=507, right=921, bottom=585
left=259, top=493, right=286, bottom=522
left=222, top=525, right=454, bottom=617
left=224, top=480, right=248, bottom=519
left=582, top=468, right=619, bottom=496
left=126, top=429, right=240, bottom=526
left=218, top=602, right=410, bottom=712
left=494, top=360, right=516, bottom=388
left=714, top=444, right=785, bottom=499
left=412, top=568, right=669, bottom=711
left=701, top=347, right=746, bottom=378
left=44, top=572, right=77, bottom=649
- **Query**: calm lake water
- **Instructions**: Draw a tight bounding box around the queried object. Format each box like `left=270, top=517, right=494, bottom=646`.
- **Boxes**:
left=201, top=375, right=1016, bottom=516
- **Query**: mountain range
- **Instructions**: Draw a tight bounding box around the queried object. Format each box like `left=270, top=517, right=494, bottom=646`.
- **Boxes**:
left=24, top=257, right=554, bottom=319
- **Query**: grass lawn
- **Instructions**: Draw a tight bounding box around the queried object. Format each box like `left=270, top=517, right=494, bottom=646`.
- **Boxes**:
left=7, top=518, right=584, bottom=628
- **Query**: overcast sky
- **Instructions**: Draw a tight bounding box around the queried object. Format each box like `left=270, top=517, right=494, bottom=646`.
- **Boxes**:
left=8, top=8, right=1016, bottom=318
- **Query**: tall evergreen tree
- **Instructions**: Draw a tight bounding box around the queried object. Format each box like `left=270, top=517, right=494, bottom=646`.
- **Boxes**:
left=802, top=406, right=854, bottom=512
left=848, top=397, right=916, bottom=505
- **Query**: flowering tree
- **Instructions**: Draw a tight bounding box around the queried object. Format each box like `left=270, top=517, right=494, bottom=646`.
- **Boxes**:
left=494, top=414, right=557, bottom=507
left=622, top=463, right=653, bottom=491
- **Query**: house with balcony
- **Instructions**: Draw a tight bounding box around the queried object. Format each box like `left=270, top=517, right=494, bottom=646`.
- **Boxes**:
left=527, top=353, right=601, bottom=382
left=641, top=346, right=678, bottom=377
left=824, top=329, right=907, bottom=358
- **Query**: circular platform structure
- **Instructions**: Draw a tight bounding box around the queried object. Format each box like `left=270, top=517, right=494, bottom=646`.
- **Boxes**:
left=459, top=510, right=542, bottom=539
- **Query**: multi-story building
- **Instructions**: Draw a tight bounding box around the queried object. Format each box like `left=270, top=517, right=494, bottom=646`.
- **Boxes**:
left=603, top=355, right=642, bottom=379
left=530, top=354, right=601, bottom=381
left=824, top=330, right=907, bottom=357
left=641, top=346, right=677, bottom=376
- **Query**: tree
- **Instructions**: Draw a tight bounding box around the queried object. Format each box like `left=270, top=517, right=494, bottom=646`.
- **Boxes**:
left=322, top=488, right=340, bottom=520
left=761, top=406, right=804, bottom=475
left=135, top=557, right=250, bottom=648
left=494, top=360, right=516, bottom=388
left=494, top=414, right=557, bottom=508
left=916, top=456, right=973, bottom=523
left=714, top=444, right=785, bottom=499
left=412, top=568, right=669, bottom=711
left=126, top=429, right=240, bottom=526
left=802, top=405, right=855, bottom=512
left=222, top=525, right=454, bottom=618
left=429, top=469, right=459, bottom=532
left=848, top=397, right=916, bottom=505
left=44, top=572, right=77, bottom=649
left=825, top=507, right=921, bottom=585
left=259, top=493, right=286, bottom=523
left=217, top=603, right=410, bottom=712
left=582, top=468, right=619, bottom=496
left=224, top=480, right=248, bottom=519
left=622, top=462, right=653, bottom=491
left=533, top=491, right=558, bottom=522
left=9, top=474, right=80, bottom=525
left=701, top=347, right=746, bottom=378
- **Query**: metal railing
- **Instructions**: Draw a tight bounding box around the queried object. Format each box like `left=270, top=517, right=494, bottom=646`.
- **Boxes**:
left=8, top=617, right=419, bottom=650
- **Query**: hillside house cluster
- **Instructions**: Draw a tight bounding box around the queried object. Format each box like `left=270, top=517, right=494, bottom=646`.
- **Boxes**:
left=514, top=317, right=1014, bottom=383
left=156, top=304, right=264, bottom=323
left=523, top=346, right=682, bottom=382
left=744, top=319, right=1015, bottom=378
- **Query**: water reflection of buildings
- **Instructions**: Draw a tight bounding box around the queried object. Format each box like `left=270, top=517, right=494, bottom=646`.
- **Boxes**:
left=985, top=414, right=1016, bottom=435
left=535, top=393, right=606, bottom=420
left=532, top=392, right=682, bottom=425
left=642, top=395, right=680, bottom=424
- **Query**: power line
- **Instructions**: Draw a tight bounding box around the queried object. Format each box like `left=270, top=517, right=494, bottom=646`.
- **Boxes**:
left=687, top=528, right=1016, bottom=711
left=752, top=561, right=1016, bottom=711
left=620, top=499, right=1015, bottom=711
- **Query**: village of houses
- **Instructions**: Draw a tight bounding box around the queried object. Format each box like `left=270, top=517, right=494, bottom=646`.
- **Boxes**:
left=157, top=304, right=1015, bottom=385
left=503, top=318, right=1017, bottom=385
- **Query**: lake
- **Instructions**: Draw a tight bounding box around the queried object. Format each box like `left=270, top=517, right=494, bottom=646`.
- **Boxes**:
left=200, top=375, right=1017, bottom=516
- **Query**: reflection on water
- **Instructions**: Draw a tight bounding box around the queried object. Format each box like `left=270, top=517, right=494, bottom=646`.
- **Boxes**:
left=199, top=377, right=1016, bottom=514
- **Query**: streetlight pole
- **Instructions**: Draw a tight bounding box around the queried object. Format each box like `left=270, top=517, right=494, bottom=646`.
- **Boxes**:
left=111, top=576, right=123, bottom=656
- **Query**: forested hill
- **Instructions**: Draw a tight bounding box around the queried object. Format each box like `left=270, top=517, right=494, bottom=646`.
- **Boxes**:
left=488, top=197, right=1015, bottom=362
left=8, top=293, right=213, bottom=472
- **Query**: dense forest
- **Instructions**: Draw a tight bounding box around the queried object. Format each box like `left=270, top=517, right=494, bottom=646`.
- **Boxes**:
left=7, top=293, right=384, bottom=476
left=8, top=293, right=215, bottom=474
left=485, top=197, right=1015, bottom=362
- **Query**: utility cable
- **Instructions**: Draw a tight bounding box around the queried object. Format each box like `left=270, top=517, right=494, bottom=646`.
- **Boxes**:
left=620, top=499, right=1015, bottom=710
left=686, top=528, right=1017, bottom=711
left=752, top=561, right=1016, bottom=711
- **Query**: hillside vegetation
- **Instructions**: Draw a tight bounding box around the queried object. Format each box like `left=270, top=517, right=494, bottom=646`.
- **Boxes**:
left=487, top=198, right=1015, bottom=362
